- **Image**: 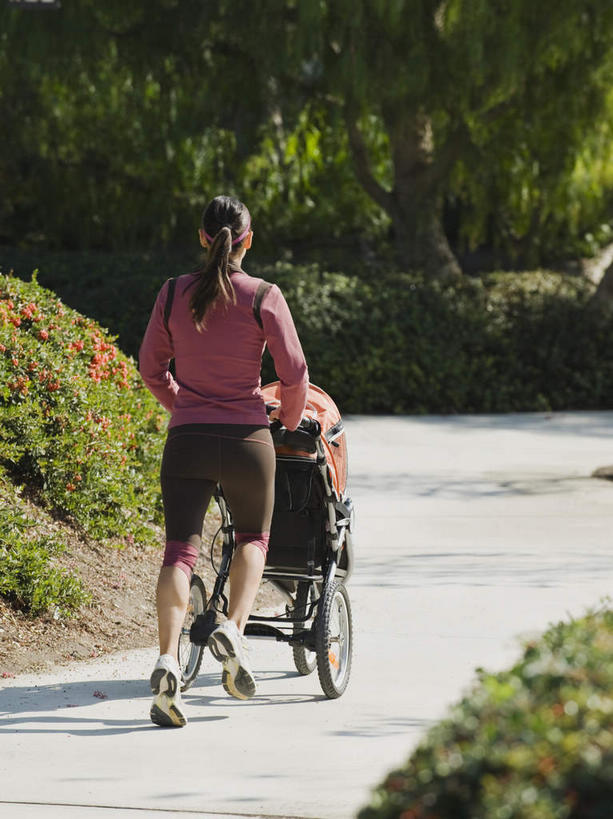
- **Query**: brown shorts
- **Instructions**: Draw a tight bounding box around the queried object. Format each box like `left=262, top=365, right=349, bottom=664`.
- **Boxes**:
left=160, top=423, right=275, bottom=552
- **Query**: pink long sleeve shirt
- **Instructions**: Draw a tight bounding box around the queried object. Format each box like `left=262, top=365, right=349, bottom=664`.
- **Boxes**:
left=139, top=268, right=309, bottom=431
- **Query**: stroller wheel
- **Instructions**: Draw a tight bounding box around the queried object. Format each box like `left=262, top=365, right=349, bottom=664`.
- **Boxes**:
left=315, top=579, right=352, bottom=698
left=292, top=581, right=317, bottom=676
left=177, top=573, right=207, bottom=692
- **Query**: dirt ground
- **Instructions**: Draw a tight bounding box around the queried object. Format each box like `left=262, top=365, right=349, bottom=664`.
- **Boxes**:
left=0, top=508, right=283, bottom=677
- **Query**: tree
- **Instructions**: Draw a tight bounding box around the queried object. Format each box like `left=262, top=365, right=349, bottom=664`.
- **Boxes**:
left=273, top=1, right=613, bottom=277
left=3, top=1, right=613, bottom=274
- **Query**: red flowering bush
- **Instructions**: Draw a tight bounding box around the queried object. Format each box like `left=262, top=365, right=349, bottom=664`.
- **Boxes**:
left=0, top=271, right=167, bottom=545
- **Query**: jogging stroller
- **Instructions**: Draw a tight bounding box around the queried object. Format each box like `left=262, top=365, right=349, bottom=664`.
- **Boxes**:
left=178, top=382, right=355, bottom=699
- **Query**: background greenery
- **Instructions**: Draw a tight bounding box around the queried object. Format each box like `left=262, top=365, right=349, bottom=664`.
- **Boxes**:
left=2, top=251, right=613, bottom=415
left=2, top=1, right=613, bottom=275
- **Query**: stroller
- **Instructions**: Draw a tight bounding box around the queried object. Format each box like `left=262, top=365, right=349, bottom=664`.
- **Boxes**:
left=178, top=382, right=355, bottom=699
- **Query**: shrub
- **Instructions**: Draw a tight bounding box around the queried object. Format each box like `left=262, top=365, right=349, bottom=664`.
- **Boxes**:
left=0, top=247, right=193, bottom=359
left=358, top=606, right=613, bottom=819
left=261, top=264, right=613, bottom=414
left=4, top=249, right=613, bottom=414
left=0, top=483, right=90, bottom=617
left=0, top=270, right=167, bottom=545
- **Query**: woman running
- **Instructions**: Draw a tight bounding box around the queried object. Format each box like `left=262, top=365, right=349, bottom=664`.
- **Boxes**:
left=139, top=195, right=308, bottom=727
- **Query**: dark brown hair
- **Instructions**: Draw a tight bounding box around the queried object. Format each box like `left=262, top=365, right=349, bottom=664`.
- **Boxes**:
left=190, top=195, right=251, bottom=331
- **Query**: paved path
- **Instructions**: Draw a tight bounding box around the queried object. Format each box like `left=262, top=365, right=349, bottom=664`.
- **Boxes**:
left=1, top=412, right=613, bottom=819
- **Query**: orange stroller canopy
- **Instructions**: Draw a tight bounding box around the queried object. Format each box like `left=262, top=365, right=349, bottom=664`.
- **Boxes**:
left=262, top=382, right=348, bottom=498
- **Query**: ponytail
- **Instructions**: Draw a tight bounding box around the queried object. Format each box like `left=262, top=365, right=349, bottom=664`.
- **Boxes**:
left=190, top=226, right=237, bottom=331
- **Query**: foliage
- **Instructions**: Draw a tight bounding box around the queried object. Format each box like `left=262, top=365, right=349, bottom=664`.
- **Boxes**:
left=2, top=2, right=613, bottom=269
left=0, top=2, right=383, bottom=253
left=0, top=480, right=90, bottom=617
left=283, top=1, right=613, bottom=268
left=260, top=264, right=613, bottom=414
left=4, top=254, right=613, bottom=415
left=0, top=247, right=194, bottom=358
left=358, top=605, right=613, bottom=819
left=0, top=270, right=167, bottom=545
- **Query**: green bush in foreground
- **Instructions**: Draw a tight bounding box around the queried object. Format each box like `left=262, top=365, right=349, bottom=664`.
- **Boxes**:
left=0, top=271, right=167, bottom=545
left=0, top=481, right=90, bottom=617
left=359, top=607, right=613, bottom=819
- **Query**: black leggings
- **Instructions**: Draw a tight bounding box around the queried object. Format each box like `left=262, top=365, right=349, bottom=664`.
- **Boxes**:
left=160, top=424, right=276, bottom=575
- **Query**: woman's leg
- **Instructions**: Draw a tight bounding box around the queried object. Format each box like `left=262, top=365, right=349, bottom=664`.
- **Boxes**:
left=227, top=541, right=267, bottom=633
left=159, top=469, right=216, bottom=659
left=156, top=566, right=191, bottom=659
left=221, top=430, right=275, bottom=633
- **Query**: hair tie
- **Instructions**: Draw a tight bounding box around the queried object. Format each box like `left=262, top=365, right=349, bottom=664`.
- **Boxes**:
left=203, top=217, right=251, bottom=247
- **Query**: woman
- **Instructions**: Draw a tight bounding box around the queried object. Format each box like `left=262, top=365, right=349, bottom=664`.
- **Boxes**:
left=139, top=195, right=308, bottom=727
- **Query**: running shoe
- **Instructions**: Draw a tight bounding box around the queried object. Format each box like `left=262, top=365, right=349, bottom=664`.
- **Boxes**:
left=207, top=620, right=257, bottom=700
left=149, top=654, right=187, bottom=727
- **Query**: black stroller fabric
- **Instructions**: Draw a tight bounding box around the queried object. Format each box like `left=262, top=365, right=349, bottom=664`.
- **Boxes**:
left=267, top=458, right=327, bottom=572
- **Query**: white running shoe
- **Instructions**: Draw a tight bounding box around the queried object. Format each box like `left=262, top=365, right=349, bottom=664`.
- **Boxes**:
left=207, top=620, right=256, bottom=700
left=149, top=654, right=187, bottom=727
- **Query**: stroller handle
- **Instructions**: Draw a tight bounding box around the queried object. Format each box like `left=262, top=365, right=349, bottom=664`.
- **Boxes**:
left=266, top=404, right=321, bottom=438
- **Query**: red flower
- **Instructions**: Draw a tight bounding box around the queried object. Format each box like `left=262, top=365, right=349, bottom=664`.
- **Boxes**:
left=38, top=330, right=49, bottom=341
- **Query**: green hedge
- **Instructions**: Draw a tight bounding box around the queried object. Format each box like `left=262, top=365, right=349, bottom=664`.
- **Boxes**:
left=3, top=247, right=613, bottom=413
left=252, top=265, right=613, bottom=414
left=359, top=607, right=613, bottom=819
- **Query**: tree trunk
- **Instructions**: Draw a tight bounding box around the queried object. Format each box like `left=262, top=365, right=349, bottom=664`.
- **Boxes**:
left=387, top=109, right=461, bottom=279
left=591, top=261, right=613, bottom=312
left=345, top=104, right=461, bottom=279
left=388, top=191, right=461, bottom=280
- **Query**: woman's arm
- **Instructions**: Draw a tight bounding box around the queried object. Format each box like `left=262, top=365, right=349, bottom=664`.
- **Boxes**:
left=138, top=279, right=180, bottom=412
left=260, top=285, right=308, bottom=431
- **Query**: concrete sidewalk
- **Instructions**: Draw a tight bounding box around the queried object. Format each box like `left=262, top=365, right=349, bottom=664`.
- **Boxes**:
left=1, top=412, right=613, bottom=818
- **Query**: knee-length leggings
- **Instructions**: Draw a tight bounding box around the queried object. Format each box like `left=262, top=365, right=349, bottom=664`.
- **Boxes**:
left=160, top=423, right=276, bottom=578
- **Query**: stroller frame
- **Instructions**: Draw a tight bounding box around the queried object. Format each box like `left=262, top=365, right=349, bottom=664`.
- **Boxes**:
left=178, top=416, right=355, bottom=699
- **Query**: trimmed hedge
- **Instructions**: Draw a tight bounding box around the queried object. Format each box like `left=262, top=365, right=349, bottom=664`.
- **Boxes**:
left=359, top=606, right=613, bottom=819
left=263, top=265, right=613, bottom=414
left=3, top=248, right=613, bottom=413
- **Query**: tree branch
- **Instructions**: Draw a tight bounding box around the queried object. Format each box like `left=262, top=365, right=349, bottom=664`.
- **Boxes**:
left=343, top=104, right=393, bottom=214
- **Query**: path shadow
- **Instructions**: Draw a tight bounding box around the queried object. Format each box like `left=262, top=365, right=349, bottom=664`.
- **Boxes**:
left=187, top=670, right=325, bottom=706
left=0, top=713, right=226, bottom=736
left=345, top=411, right=613, bottom=440
left=0, top=666, right=325, bottom=733
left=351, top=473, right=586, bottom=500
left=329, top=714, right=434, bottom=738
left=353, top=549, right=613, bottom=589
left=0, top=677, right=230, bottom=735
left=0, top=677, right=147, bottom=714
